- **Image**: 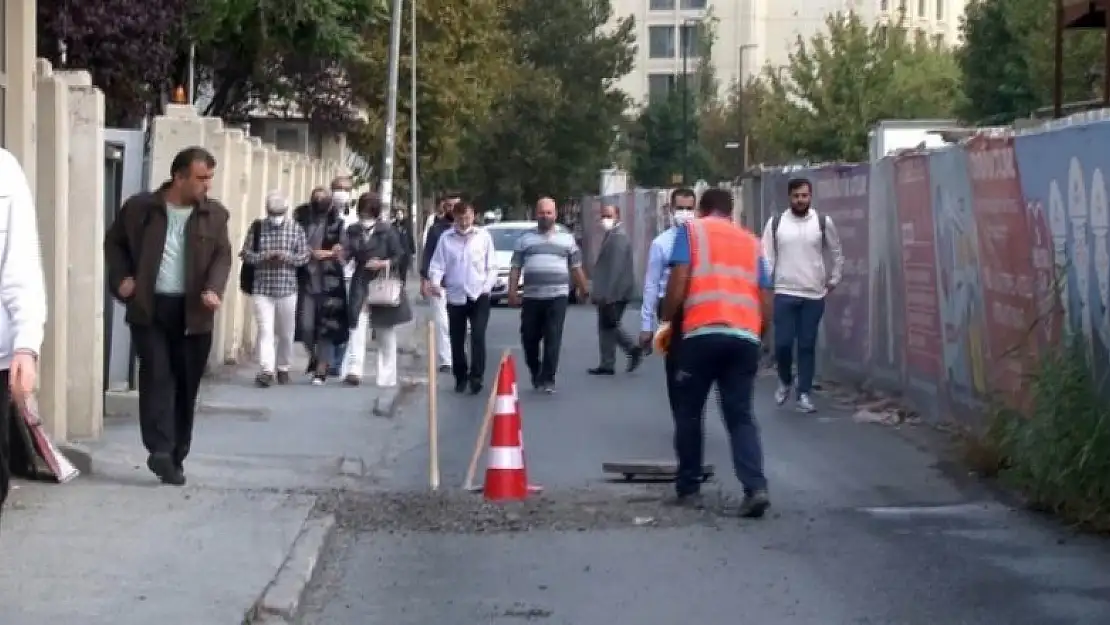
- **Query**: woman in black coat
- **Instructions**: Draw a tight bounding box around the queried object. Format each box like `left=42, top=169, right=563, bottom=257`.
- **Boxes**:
left=340, top=193, right=414, bottom=386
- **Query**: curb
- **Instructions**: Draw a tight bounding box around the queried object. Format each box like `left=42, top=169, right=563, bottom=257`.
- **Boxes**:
left=246, top=513, right=336, bottom=623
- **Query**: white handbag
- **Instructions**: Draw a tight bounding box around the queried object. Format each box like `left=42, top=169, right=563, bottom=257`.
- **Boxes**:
left=366, top=265, right=402, bottom=307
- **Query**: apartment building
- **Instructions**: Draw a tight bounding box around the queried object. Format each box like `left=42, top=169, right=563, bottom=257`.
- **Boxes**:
left=611, top=0, right=969, bottom=105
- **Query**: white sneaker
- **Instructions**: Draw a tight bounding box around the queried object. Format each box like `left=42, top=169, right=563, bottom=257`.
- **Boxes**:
left=312, top=377, right=326, bottom=386
left=774, top=383, right=791, bottom=405
left=796, top=393, right=816, bottom=413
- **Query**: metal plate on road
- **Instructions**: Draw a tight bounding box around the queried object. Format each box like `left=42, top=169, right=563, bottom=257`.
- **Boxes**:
left=601, top=460, right=714, bottom=483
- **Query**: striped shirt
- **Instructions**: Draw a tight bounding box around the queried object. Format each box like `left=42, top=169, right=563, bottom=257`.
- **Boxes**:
left=510, top=228, right=581, bottom=299
left=240, top=217, right=311, bottom=297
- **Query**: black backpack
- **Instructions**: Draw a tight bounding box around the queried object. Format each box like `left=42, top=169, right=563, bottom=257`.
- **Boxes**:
left=238, top=219, right=263, bottom=294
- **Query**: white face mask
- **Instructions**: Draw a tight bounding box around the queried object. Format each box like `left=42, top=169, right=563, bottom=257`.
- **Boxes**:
left=361, top=218, right=376, bottom=228
left=268, top=213, right=286, bottom=225
left=673, top=209, right=694, bottom=225
left=600, top=217, right=616, bottom=230
left=332, top=190, right=351, bottom=206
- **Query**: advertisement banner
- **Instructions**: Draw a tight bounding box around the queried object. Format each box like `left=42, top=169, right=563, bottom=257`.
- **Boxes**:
left=814, top=164, right=871, bottom=369
left=966, top=135, right=1039, bottom=404
left=893, top=154, right=944, bottom=384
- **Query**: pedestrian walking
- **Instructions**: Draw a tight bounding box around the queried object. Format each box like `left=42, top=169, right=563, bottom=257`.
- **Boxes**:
left=426, top=201, right=496, bottom=394
left=507, top=197, right=589, bottom=393
left=640, top=187, right=696, bottom=414
left=420, top=192, right=460, bottom=372
left=293, top=186, right=350, bottom=385
left=341, top=192, right=413, bottom=387
left=104, top=146, right=232, bottom=485
left=761, top=177, right=844, bottom=413
left=391, top=207, right=416, bottom=287
left=331, top=176, right=357, bottom=374
left=0, top=148, right=47, bottom=522
left=588, top=204, right=642, bottom=375
left=660, top=188, right=773, bottom=517
left=239, top=191, right=310, bottom=387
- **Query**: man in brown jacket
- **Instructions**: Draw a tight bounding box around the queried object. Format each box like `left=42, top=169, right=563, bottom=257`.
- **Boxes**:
left=104, top=147, right=232, bottom=486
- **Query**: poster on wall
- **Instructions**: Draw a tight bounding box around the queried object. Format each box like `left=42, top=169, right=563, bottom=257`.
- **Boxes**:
left=928, top=148, right=989, bottom=410
left=867, top=159, right=905, bottom=383
left=893, top=153, right=944, bottom=386
left=814, top=164, right=871, bottom=370
left=966, top=135, right=1040, bottom=405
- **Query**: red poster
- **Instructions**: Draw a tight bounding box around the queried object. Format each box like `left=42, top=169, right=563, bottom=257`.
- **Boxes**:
left=966, top=135, right=1038, bottom=401
left=813, top=165, right=871, bottom=368
left=893, top=154, right=943, bottom=380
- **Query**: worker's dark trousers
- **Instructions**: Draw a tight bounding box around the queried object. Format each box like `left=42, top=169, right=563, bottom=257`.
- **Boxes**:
left=670, top=333, right=766, bottom=497
left=132, top=295, right=213, bottom=468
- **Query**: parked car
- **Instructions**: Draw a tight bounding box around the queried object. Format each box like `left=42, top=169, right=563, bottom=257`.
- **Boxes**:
left=486, top=221, right=583, bottom=305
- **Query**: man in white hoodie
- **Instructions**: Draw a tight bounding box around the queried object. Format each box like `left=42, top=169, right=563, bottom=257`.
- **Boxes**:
left=761, top=177, right=843, bottom=413
left=0, top=149, right=48, bottom=518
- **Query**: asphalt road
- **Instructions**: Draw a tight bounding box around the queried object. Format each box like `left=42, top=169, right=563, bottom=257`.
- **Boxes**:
left=298, top=304, right=1110, bottom=625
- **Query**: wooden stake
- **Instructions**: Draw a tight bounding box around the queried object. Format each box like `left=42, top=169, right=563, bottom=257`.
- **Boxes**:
left=463, top=349, right=510, bottom=491
left=427, top=319, right=440, bottom=490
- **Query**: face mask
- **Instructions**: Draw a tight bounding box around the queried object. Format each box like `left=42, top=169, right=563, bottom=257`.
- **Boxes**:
left=311, top=199, right=329, bottom=213
left=268, top=214, right=286, bottom=225
left=673, top=209, right=694, bottom=225
left=600, top=218, right=615, bottom=230
left=332, top=190, right=351, bottom=206
left=537, top=217, right=555, bottom=231
left=456, top=224, right=473, bottom=235
left=361, top=218, right=376, bottom=228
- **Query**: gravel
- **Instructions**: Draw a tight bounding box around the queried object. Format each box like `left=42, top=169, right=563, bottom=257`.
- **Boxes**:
left=315, top=484, right=749, bottom=533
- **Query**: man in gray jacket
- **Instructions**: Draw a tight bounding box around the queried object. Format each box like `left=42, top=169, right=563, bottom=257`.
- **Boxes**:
left=588, top=204, right=643, bottom=375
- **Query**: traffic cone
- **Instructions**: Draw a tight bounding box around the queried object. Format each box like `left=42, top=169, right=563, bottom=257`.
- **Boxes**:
left=483, top=356, right=531, bottom=501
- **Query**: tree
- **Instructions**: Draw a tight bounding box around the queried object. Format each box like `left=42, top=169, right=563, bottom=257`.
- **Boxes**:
left=452, top=0, right=636, bottom=207
left=957, top=0, right=1104, bottom=124
left=37, top=0, right=192, bottom=126
left=189, top=0, right=387, bottom=130
left=347, top=0, right=514, bottom=198
left=748, top=12, right=963, bottom=163
left=628, top=91, right=714, bottom=187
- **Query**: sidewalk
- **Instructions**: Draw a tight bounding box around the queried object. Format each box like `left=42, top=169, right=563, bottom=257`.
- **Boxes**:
left=0, top=318, right=428, bottom=625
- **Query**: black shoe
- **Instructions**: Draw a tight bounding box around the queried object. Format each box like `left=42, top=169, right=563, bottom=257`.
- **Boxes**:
left=468, top=379, right=483, bottom=395
left=530, top=371, right=541, bottom=390
left=737, top=490, right=770, bottom=519
left=626, top=347, right=644, bottom=373
left=587, top=367, right=615, bottom=376
left=147, top=452, right=186, bottom=486
left=276, top=371, right=291, bottom=385
left=255, top=372, right=274, bottom=388
left=665, top=492, right=705, bottom=509
left=454, top=380, right=468, bottom=393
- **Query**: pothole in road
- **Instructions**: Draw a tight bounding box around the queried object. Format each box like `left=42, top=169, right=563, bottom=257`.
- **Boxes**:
left=316, top=485, right=744, bottom=533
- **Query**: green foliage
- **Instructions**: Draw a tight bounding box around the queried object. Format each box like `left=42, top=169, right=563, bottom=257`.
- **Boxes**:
left=748, top=12, right=963, bottom=163
left=984, top=338, right=1110, bottom=531
left=957, top=0, right=1104, bottom=124
left=628, top=91, right=714, bottom=187
left=450, top=0, right=636, bottom=206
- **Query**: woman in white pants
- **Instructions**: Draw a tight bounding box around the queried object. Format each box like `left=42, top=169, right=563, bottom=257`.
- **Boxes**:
left=341, top=192, right=413, bottom=386
left=240, top=192, right=311, bottom=386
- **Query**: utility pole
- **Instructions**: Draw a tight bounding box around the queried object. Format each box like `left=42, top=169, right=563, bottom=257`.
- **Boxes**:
left=737, top=44, right=757, bottom=174
left=380, top=0, right=405, bottom=207
left=681, top=27, right=689, bottom=187
left=409, top=0, right=419, bottom=220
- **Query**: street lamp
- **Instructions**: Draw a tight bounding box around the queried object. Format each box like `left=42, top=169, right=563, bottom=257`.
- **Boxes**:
left=680, top=18, right=701, bottom=187
left=736, top=43, right=757, bottom=175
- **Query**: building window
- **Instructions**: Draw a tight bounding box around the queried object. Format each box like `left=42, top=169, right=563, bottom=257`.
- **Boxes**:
left=649, top=0, right=674, bottom=10
left=898, top=0, right=906, bottom=12
left=932, top=33, right=944, bottom=46
left=648, top=25, right=676, bottom=59
left=647, top=73, right=694, bottom=104
left=877, top=25, right=889, bottom=44
left=918, top=0, right=926, bottom=16
left=880, top=0, right=888, bottom=10
left=680, top=23, right=704, bottom=58
left=936, top=0, right=944, bottom=20
left=680, top=0, right=707, bottom=8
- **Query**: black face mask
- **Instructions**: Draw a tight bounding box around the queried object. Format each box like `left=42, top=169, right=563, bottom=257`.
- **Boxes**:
left=537, top=216, right=555, bottom=231
left=311, top=199, right=330, bottom=213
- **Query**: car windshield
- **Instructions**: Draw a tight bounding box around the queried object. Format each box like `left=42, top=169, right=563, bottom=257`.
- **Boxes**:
left=489, top=228, right=531, bottom=251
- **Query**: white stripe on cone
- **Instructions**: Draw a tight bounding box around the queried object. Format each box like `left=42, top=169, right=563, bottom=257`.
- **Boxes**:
left=488, top=446, right=525, bottom=470
left=494, top=395, right=516, bottom=415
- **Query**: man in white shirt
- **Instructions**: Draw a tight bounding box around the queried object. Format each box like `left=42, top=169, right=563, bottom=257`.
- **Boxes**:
left=427, top=201, right=497, bottom=395
left=761, top=177, right=844, bottom=413
left=0, top=148, right=47, bottom=521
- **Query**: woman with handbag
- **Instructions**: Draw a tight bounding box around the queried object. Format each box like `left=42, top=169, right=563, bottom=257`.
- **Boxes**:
left=341, top=192, right=413, bottom=386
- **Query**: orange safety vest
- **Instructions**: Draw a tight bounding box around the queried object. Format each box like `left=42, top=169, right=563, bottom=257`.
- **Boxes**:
left=682, top=217, right=762, bottom=335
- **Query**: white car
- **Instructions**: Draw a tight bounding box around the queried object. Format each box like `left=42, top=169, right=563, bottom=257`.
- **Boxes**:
left=486, top=220, right=581, bottom=305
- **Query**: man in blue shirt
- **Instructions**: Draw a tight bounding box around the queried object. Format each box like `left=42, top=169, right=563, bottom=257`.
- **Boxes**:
left=639, top=188, right=696, bottom=413
left=662, top=189, right=774, bottom=517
